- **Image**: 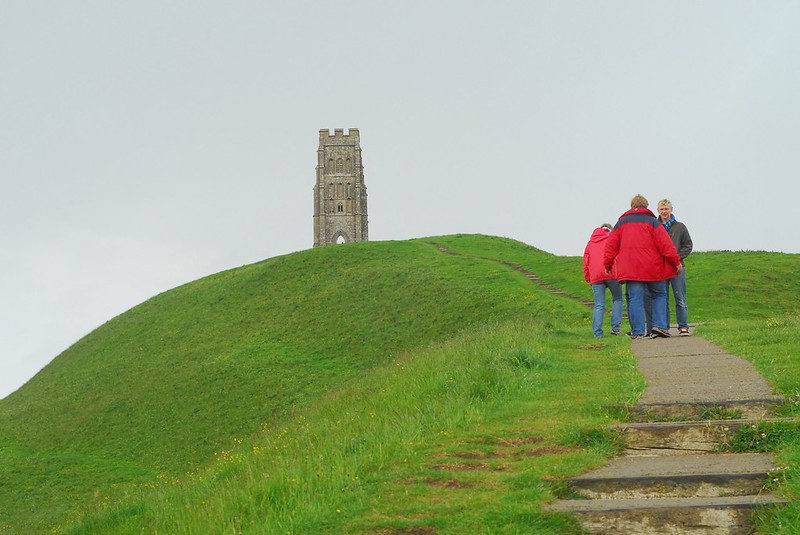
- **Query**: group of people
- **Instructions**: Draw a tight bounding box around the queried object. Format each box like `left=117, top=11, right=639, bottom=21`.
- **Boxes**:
left=583, top=194, right=693, bottom=339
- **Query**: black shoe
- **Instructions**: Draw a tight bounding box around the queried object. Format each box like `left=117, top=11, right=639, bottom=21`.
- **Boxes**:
left=627, top=331, right=648, bottom=339
left=610, top=330, right=621, bottom=336
left=651, top=327, right=671, bottom=338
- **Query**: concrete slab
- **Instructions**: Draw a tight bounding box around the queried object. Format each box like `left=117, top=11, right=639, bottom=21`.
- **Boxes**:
left=549, top=494, right=785, bottom=513
left=631, top=338, right=783, bottom=405
left=575, top=453, right=775, bottom=479
left=630, top=400, right=782, bottom=421
left=551, top=495, right=788, bottom=535
left=632, top=336, right=728, bottom=358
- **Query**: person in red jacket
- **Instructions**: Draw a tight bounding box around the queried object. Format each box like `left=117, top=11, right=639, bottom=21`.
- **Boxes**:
left=583, top=223, right=623, bottom=337
left=604, top=194, right=682, bottom=339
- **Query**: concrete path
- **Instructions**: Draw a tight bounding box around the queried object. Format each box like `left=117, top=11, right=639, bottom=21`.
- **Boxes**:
left=632, top=333, right=783, bottom=407
left=548, top=331, right=790, bottom=534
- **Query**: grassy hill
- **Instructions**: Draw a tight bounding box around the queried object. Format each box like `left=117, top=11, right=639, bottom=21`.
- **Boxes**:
left=1, top=234, right=799, bottom=534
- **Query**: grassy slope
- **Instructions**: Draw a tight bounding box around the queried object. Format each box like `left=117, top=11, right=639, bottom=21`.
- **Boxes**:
left=1, top=235, right=799, bottom=533
left=4, top=240, right=525, bottom=467
left=0, top=236, right=592, bottom=533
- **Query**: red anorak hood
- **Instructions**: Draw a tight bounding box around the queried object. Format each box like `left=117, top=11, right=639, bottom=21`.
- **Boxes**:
left=583, top=227, right=617, bottom=284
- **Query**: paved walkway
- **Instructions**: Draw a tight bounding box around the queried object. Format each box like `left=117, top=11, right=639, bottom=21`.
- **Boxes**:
left=631, top=330, right=783, bottom=408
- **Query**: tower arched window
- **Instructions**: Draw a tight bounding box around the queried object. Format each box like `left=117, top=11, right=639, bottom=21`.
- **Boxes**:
left=337, top=203, right=344, bottom=213
left=336, top=158, right=344, bottom=173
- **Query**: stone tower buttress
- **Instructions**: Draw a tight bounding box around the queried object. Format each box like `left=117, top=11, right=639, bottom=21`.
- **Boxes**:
left=313, top=128, right=369, bottom=247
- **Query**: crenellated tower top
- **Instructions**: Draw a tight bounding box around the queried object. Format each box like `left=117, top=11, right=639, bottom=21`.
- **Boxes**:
left=319, top=128, right=360, bottom=144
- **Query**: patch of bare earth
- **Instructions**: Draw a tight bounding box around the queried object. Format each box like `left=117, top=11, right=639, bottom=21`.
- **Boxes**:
left=431, top=462, right=491, bottom=471
left=369, top=528, right=437, bottom=535
left=424, top=478, right=475, bottom=489
left=452, top=450, right=504, bottom=460
left=521, top=446, right=576, bottom=457
left=497, top=435, right=545, bottom=447
left=401, top=477, right=476, bottom=489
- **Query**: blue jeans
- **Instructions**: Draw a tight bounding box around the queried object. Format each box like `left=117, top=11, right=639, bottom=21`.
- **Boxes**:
left=627, top=281, right=668, bottom=336
left=626, top=285, right=653, bottom=333
left=592, top=280, right=623, bottom=337
left=665, top=268, right=688, bottom=330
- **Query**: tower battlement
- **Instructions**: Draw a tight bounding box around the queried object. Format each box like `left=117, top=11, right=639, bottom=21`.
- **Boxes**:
left=319, top=128, right=360, bottom=144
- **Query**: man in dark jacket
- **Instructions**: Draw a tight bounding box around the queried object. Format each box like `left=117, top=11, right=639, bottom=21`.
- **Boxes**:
left=604, top=194, right=682, bottom=339
left=657, top=199, right=693, bottom=336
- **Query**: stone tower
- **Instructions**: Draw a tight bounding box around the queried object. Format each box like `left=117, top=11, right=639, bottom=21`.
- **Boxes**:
left=313, top=128, right=369, bottom=247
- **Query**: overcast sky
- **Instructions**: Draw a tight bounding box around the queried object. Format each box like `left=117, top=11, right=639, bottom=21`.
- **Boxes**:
left=2, top=1, right=799, bottom=399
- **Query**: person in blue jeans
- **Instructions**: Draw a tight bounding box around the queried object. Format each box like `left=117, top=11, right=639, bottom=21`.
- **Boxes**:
left=604, top=194, right=682, bottom=339
left=583, top=224, right=623, bottom=337
left=657, top=199, right=693, bottom=336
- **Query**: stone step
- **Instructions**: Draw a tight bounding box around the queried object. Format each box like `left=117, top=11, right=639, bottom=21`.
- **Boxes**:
left=616, top=418, right=798, bottom=454
left=547, top=494, right=787, bottom=535
left=615, top=398, right=784, bottom=422
left=568, top=453, right=775, bottom=499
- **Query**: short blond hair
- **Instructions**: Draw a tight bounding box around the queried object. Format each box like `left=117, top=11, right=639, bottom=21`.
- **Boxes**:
left=630, top=194, right=649, bottom=209
left=657, top=199, right=672, bottom=209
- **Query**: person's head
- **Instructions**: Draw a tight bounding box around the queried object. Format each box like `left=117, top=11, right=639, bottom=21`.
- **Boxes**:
left=601, top=223, right=613, bottom=232
left=657, top=199, right=673, bottom=221
left=630, top=194, right=649, bottom=209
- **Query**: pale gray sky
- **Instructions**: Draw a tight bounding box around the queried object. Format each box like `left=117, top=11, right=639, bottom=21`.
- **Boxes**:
left=3, top=1, right=799, bottom=399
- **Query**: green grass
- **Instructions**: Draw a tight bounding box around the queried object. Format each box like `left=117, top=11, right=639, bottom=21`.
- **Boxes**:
left=64, top=320, right=636, bottom=534
left=1, top=234, right=799, bottom=533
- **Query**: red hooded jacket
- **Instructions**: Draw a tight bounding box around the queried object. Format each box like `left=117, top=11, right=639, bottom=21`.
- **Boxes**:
left=603, top=207, right=681, bottom=282
left=583, top=227, right=617, bottom=284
